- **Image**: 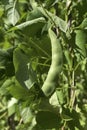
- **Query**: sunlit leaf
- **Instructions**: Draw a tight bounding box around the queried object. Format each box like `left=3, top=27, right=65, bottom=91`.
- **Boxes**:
left=7, top=1, right=20, bottom=26
left=20, top=107, right=34, bottom=123
left=75, top=30, right=87, bottom=59
left=8, top=98, right=18, bottom=116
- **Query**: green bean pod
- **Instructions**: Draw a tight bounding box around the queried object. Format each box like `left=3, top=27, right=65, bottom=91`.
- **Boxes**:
left=42, top=29, right=63, bottom=97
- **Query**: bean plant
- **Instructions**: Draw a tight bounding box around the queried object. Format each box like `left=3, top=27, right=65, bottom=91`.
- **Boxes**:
left=0, top=0, right=87, bottom=130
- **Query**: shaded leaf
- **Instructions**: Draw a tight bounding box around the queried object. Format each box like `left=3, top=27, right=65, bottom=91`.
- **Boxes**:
left=7, top=79, right=30, bottom=100
left=63, top=108, right=83, bottom=130
left=0, top=78, right=13, bottom=95
left=13, top=47, right=36, bottom=89
left=0, top=49, right=9, bottom=66
left=36, top=110, right=61, bottom=129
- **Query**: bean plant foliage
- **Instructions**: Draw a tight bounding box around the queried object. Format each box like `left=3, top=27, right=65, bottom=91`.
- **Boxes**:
left=0, top=0, right=87, bottom=130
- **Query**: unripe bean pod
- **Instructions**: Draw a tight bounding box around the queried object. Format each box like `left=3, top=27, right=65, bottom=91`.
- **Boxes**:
left=42, top=29, right=63, bottom=97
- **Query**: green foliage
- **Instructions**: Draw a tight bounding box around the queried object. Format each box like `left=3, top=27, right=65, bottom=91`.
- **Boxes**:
left=13, top=47, right=36, bottom=89
left=0, top=0, right=87, bottom=130
left=75, top=30, right=87, bottom=59
left=36, top=111, right=61, bottom=129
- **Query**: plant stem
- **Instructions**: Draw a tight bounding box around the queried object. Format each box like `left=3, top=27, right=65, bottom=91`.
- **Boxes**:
left=38, top=0, right=57, bottom=28
left=69, top=70, right=76, bottom=108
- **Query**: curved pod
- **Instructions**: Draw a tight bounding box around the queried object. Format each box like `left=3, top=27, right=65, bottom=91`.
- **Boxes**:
left=42, top=29, right=63, bottom=97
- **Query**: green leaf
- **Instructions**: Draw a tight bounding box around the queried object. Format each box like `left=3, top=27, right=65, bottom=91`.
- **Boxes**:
left=75, top=30, right=87, bottom=59
left=63, top=108, right=83, bottom=130
left=20, top=107, right=34, bottom=123
left=5, top=62, right=15, bottom=77
left=38, top=98, right=59, bottom=114
left=44, top=0, right=57, bottom=8
left=27, top=7, right=44, bottom=20
left=7, top=1, right=20, bottom=25
left=30, top=0, right=38, bottom=9
left=0, top=77, right=30, bottom=100
left=0, top=6, right=4, bottom=17
left=0, top=78, right=13, bottom=95
left=0, top=48, right=15, bottom=77
left=38, top=7, right=68, bottom=32
left=36, top=111, right=61, bottom=129
left=16, top=17, right=45, bottom=29
left=0, top=49, right=9, bottom=66
left=56, top=90, right=64, bottom=105
left=0, top=28, right=5, bottom=42
left=62, top=114, right=73, bottom=121
left=76, top=18, right=87, bottom=29
left=49, top=92, right=59, bottom=107
left=0, top=67, right=5, bottom=80
left=13, top=47, right=36, bottom=89
left=7, top=79, right=30, bottom=100
left=8, top=17, right=46, bottom=36
left=8, top=98, right=17, bottom=116
left=54, top=16, right=68, bottom=32
left=64, top=50, right=72, bottom=69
